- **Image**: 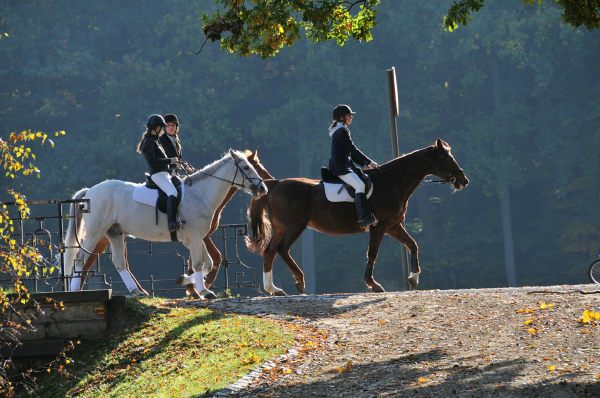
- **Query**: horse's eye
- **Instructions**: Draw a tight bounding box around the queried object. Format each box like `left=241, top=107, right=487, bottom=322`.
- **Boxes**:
left=244, top=166, right=250, bottom=170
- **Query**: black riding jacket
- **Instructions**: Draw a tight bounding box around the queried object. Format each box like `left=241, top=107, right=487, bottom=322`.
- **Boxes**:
left=329, top=125, right=373, bottom=176
left=159, top=133, right=182, bottom=159
left=140, top=134, right=172, bottom=174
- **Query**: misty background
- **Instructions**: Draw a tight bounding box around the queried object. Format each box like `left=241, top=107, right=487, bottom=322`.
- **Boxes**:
left=1, top=1, right=599, bottom=295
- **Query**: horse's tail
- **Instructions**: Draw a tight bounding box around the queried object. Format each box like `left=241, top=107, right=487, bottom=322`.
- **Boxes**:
left=63, top=188, right=89, bottom=277
left=245, top=180, right=278, bottom=255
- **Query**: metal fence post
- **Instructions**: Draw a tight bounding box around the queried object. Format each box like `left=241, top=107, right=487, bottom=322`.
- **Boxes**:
left=386, top=67, right=410, bottom=291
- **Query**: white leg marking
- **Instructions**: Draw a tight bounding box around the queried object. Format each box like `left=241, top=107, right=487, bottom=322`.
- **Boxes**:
left=119, top=269, right=139, bottom=292
left=192, top=271, right=206, bottom=293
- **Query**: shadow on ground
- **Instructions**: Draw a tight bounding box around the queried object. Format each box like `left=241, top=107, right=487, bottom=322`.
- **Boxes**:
left=234, top=348, right=600, bottom=397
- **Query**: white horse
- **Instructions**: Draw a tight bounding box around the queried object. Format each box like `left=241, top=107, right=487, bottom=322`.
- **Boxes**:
left=63, top=149, right=267, bottom=298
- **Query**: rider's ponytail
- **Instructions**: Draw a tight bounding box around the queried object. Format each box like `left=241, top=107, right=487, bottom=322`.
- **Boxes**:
left=135, top=129, right=151, bottom=153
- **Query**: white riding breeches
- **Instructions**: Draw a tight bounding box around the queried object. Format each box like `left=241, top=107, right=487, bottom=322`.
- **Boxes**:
left=151, top=171, right=178, bottom=197
left=338, top=172, right=366, bottom=194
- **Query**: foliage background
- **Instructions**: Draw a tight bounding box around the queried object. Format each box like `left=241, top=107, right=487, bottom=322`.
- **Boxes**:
left=1, top=1, right=599, bottom=294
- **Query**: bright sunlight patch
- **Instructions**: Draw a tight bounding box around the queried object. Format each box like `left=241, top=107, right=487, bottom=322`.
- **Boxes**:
left=33, top=298, right=294, bottom=397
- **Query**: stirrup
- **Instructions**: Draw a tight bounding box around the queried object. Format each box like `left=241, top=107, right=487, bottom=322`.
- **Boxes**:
left=168, top=221, right=180, bottom=233
left=358, top=212, right=378, bottom=227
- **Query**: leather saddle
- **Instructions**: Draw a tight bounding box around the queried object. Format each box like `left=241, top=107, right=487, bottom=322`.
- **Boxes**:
left=320, top=167, right=372, bottom=199
left=144, top=173, right=183, bottom=213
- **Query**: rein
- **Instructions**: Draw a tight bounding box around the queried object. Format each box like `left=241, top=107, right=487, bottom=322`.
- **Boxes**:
left=374, top=150, right=456, bottom=185
left=181, top=157, right=262, bottom=190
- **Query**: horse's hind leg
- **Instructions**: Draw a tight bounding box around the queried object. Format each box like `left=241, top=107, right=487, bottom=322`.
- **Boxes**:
left=364, top=227, right=387, bottom=293
left=276, top=224, right=308, bottom=294
left=106, top=231, right=147, bottom=296
left=263, top=223, right=286, bottom=296
left=386, top=223, right=420, bottom=289
left=79, top=236, right=110, bottom=289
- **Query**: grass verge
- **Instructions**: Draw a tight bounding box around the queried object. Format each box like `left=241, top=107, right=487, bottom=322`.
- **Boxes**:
left=32, top=297, right=295, bottom=397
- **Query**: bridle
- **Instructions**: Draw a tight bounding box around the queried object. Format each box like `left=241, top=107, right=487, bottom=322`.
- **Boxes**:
left=376, top=150, right=458, bottom=185
left=183, top=156, right=264, bottom=194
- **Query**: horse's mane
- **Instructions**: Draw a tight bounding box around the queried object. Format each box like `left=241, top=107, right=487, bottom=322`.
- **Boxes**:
left=187, top=150, right=243, bottom=183
left=377, top=145, right=435, bottom=172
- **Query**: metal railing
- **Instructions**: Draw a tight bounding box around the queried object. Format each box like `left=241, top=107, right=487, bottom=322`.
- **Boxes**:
left=1, top=199, right=260, bottom=297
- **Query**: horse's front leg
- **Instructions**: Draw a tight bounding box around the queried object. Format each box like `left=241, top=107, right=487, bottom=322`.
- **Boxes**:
left=202, top=237, right=222, bottom=289
left=386, top=223, right=420, bottom=289
left=178, top=240, right=216, bottom=300
left=364, top=226, right=386, bottom=293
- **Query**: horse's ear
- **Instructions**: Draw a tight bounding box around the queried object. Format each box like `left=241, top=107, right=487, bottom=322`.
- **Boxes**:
left=228, top=148, right=235, bottom=157
left=436, top=139, right=449, bottom=153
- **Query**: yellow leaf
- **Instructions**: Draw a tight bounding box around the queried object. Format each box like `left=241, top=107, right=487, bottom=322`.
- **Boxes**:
left=547, top=365, right=556, bottom=371
left=282, top=368, right=292, bottom=374
left=538, top=302, right=555, bottom=310
left=418, top=376, right=429, bottom=384
left=523, top=317, right=535, bottom=326
left=336, top=360, right=353, bottom=373
left=527, top=328, right=537, bottom=335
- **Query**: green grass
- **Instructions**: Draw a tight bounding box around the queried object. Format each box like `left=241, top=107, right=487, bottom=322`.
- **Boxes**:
left=33, top=298, right=294, bottom=398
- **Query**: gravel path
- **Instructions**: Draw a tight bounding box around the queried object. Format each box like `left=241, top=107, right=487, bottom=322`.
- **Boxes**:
left=192, top=284, right=600, bottom=397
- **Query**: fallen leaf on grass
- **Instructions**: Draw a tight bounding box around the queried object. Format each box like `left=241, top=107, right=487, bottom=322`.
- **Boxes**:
left=417, top=376, right=429, bottom=384
left=547, top=365, right=556, bottom=371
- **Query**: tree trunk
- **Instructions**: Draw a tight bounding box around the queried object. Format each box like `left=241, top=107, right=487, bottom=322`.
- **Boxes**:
left=492, top=59, right=517, bottom=287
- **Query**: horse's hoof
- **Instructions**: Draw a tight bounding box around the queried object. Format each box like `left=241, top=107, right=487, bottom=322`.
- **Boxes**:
left=186, top=289, right=201, bottom=299
left=272, top=290, right=287, bottom=297
left=370, top=284, right=385, bottom=293
left=176, top=274, right=193, bottom=286
left=130, top=288, right=148, bottom=297
left=204, top=291, right=217, bottom=300
left=295, top=282, right=305, bottom=294
left=408, top=279, right=419, bottom=290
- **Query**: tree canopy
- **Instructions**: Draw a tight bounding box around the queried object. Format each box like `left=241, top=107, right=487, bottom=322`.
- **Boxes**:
left=202, top=0, right=600, bottom=57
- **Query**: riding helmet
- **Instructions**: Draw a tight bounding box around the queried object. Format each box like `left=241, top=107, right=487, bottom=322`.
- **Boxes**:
left=146, top=114, right=167, bottom=130
left=332, top=104, right=356, bottom=121
left=163, top=114, right=179, bottom=126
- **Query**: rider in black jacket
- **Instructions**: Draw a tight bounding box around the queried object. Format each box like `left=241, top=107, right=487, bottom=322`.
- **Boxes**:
left=160, top=113, right=194, bottom=175
left=136, top=114, right=181, bottom=232
left=329, top=104, right=378, bottom=228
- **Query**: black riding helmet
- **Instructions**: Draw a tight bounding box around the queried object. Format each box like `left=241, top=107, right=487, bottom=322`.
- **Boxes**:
left=163, top=114, right=179, bottom=126
left=146, top=114, right=167, bottom=130
left=332, top=104, right=356, bottom=121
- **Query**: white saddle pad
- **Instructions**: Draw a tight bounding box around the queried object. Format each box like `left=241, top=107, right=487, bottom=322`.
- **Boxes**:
left=323, top=182, right=374, bottom=203
left=132, top=183, right=185, bottom=207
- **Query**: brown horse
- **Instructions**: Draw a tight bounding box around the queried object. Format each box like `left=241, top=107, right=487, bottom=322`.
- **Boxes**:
left=246, top=139, right=469, bottom=295
left=77, top=150, right=273, bottom=298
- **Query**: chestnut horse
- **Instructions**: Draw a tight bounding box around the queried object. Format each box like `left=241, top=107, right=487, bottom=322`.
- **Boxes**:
left=246, top=139, right=469, bottom=295
left=76, top=150, right=273, bottom=298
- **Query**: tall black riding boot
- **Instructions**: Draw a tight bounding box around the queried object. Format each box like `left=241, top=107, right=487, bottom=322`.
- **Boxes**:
left=166, top=195, right=179, bottom=233
left=355, top=193, right=376, bottom=228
